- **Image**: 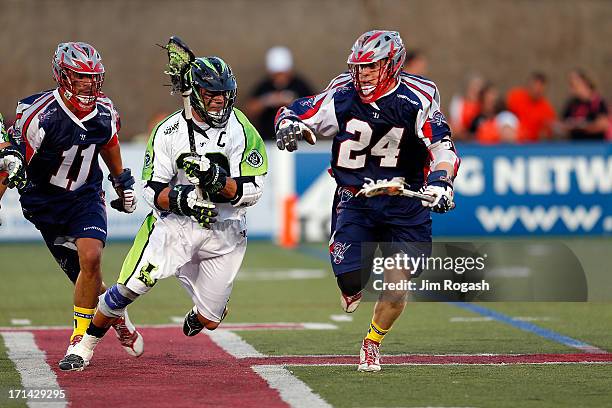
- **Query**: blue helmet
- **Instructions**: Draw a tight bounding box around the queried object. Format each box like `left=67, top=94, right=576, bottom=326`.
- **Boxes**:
left=188, top=56, right=237, bottom=128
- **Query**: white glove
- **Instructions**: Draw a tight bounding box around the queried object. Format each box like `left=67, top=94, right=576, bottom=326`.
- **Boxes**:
left=420, top=170, right=455, bottom=213
left=276, top=119, right=316, bottom=152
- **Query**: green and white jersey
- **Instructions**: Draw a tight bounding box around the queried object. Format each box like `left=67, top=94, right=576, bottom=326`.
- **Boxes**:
left=142, top=108, right=267, bottom=223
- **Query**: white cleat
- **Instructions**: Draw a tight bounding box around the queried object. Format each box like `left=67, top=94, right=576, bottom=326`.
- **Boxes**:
left=340, top=291, right=362, bottom=313
left=58, top=334, right=99, bottom=371
left=113, top=313, right=144, bottom=357
left=357, top=338, right=381, bottom=372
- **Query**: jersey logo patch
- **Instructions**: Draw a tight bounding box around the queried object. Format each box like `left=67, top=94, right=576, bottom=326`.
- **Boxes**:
left=246, top=150, right=263, bottom=168
left=144, top=151, right=152, bottom=169
left=432, top=110, right=447, bottom=126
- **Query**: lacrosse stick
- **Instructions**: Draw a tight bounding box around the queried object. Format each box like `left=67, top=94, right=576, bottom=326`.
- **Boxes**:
left=159, top=36, right=204, bottom=198
left=357, top=177, right=436, bottom=203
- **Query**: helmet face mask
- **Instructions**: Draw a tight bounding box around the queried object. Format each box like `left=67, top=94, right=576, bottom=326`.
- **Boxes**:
left=52, top=42, right=105, bottom=112
left=188, top=57, right=237, bottom=128
left=347, top=30, right=406, bottom=103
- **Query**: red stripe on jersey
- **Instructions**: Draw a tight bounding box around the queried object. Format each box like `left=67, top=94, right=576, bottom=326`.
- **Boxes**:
left=402, top=80, right=433, bottom=103
left=102, top=133, right=119, bottom=149
left=298, top=96, right=326, bottom=120
left=402, top=74, right=436, bottom=90
left=421, top=120, right=433, bottom=142
left=22, top=94, right=54, bottom=163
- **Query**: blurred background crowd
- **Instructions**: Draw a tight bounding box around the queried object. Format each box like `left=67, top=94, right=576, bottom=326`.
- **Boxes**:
left=0, top=0, right=610, bottom=145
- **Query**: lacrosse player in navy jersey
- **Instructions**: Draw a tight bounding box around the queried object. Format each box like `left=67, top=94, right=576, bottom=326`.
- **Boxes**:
left=0, top=42, right=143, bottom=370
left=275, top=30, right=460, bottom=371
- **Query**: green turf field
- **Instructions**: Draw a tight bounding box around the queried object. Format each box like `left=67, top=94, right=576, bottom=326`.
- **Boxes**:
left=0, top=240, right=611, bottom=407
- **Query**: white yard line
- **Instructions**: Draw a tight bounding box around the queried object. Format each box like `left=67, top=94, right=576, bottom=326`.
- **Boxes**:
left=329, top=314, right=353, bottom=322
left=206, top=330, right=265, bottom=358
left=1, top=332, right=66, bottom=408
left=10, top=319, right=32, bottom=326
left=252, top=365, right=333, bottom=408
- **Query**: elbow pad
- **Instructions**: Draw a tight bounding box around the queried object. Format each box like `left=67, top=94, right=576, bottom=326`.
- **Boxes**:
left=429, top=137, right=460, bottom=178
left=144, top=181, right=168, bottom=211
left=230, top=175, right=264, bottom=207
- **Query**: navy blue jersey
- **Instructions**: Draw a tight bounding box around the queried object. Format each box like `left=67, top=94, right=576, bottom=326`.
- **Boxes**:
left=11, top=89, right=120, bottom=212
left=276, top=72, right=458, bottom=189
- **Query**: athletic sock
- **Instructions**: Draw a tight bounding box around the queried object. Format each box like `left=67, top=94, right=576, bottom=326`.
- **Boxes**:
left=365, top=319, right=389, bottom=344
left=71, top=306, right=95, bottom=342
left=87, top=322, right=111, bottom=338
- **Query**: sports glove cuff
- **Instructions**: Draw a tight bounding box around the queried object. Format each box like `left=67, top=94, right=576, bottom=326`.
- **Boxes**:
left=427, top=170, right=453, bottom=188
left=108, top=168, right=135, bottom=190
left=168, top=185, right=190, bottom=216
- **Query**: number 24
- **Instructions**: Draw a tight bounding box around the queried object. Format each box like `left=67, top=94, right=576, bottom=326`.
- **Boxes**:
left=337, top=118, right=404, bottom=169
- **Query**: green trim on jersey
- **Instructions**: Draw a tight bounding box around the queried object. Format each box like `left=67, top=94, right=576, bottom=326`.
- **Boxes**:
left=233, top=108, right=268, bottom=176
left=0, top=113, right=7, bottom=143
left=118, top=212, right=157, bottom=285
left=142, top=111, right=180, bottom=181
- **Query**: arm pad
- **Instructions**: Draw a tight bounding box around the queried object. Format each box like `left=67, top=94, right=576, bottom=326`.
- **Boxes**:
left=230, top=175, right=265, bottom=207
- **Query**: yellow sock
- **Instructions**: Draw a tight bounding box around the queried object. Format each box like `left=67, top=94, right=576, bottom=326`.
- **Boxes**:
left=365, top=319, right=389, bottom=344
left=71, top=306, right=95, bottom=341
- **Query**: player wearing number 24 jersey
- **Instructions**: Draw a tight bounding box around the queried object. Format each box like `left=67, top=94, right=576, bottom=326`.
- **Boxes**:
left=275, top=30, right=460, bottom=372
left=0, top=42, right=143, bottom=371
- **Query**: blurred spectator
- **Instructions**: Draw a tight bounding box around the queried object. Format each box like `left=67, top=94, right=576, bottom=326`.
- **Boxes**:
left=246, top=46, right=313, bottom=140
left=506, top=72, right=556, bottom=142
left=449, top=74, right=484, bottom=140
left=561, top=68, right=609, bottom=140
left=404, top=49, right=428, bottom=76
left=469, top=83, right=518, bottom=144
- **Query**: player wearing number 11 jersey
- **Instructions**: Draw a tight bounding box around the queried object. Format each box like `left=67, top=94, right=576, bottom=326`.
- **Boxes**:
left=0, top=42, right=143, bottom=369
left=275, top=30, right=460, bottom=371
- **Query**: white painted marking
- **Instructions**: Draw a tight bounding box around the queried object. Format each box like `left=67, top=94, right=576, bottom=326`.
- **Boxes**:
left=10, top=318, right=32, bottom=325
left=301, top=323, right=337, bottom=330
left=0, top=322, right=338, bottom=331
left=238, top=268, right=326, bottom=281
left=1, top=332, right=67, bottom=408
left=252, top=365, right=333, bottom=408
left=330, top=314, right=353, bottom=322
left=207, top=330, right=265, bottom=358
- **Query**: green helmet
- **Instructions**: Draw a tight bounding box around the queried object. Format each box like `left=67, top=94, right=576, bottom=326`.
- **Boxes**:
left=188, top=56, right=237, bottom=128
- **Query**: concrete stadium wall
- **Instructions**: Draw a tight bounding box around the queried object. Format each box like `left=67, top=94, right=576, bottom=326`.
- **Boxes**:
left=0, top=0, right=610, bottom=138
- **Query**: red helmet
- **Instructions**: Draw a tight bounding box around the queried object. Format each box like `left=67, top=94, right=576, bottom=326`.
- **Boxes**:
left=347, top=30, right=406, bottom=103
left=52, top=42, right=105, bottom=111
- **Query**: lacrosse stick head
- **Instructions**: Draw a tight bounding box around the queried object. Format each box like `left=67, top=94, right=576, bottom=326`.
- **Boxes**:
left=161, top=36, right=195, bottom=94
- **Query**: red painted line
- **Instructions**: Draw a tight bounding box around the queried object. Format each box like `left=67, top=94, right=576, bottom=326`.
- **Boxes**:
left=242, top=353, right=612, bottom=366
left=18, top=327, right=612, bottom=407
left=32, top=328, right=289, bottom=408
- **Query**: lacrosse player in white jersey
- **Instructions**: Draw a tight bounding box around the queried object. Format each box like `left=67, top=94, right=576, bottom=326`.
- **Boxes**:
left=60, top=55, right=267, bottom=371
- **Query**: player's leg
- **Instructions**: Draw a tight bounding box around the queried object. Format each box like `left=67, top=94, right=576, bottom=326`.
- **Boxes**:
left=358, top=219, right=433, bottom=372
left=60, top=214, right=190, bottom=371
left=329, top=199, right=376, bottom=313
left=178, top=230, right=247, bottom=336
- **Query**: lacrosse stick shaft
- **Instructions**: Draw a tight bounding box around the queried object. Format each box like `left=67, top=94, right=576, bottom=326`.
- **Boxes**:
left=401, top=189, right=435, bottom=203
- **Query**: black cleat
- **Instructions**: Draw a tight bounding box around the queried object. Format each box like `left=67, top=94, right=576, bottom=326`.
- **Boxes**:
left=58, top=354, right=86, bottom=371
left=183, top=308, right=205, bottom=337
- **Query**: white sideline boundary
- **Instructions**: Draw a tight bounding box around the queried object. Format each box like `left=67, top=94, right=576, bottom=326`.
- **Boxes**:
left=0, top=322, right=338, bottom=331
left=252, top=365, right=333, bottom=408
left=1, top=332, right=66, bottom=408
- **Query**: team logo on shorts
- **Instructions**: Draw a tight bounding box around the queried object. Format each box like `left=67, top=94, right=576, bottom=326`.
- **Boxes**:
left=246, top=150, right=263, bottom=168
left=138, top=263, right=158, bottom=288
left=331, top=242, right=351, bottom=265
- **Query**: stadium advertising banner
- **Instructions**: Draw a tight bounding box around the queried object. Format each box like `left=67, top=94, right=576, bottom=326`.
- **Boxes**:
left=295, top=142, right=612, bottom=240
left=0, top=142, right=609, bottom=241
